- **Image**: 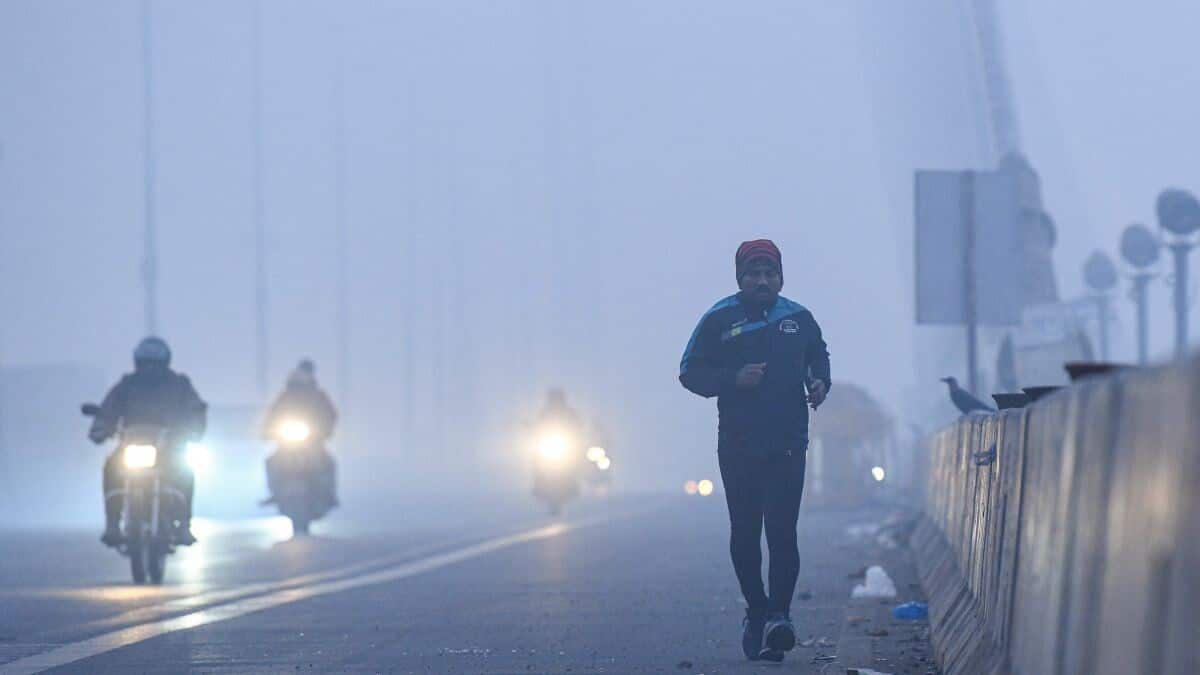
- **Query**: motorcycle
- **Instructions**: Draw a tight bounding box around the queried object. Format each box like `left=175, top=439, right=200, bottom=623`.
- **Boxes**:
left=531, top=426, right=581, bottom=516
left=264, top=417, right=336, bottom=536
left=82, top=403, right=188, bottom=585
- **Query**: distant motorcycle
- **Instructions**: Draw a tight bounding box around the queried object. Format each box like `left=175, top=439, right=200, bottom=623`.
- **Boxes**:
left=82, top=403, right=187, bottom=584
left=531, top=426, right=581, bottom=516
left=583, top=445, right=613, bottom=493
left=264, top=418, right=336, bottom=536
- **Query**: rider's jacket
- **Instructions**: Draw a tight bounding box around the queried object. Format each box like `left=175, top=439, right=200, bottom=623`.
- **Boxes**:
left=264, top=384, right=338, bottom=442
left=535, top=403, right=584, bottom=438
left=91, top=364, right=207, bottom=447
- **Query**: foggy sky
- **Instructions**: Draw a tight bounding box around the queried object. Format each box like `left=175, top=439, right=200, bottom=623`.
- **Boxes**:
left=1, top=1, right=1197, bottom=490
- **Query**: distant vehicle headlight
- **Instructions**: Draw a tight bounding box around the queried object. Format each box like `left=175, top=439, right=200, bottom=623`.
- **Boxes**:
left=278, top=420, right=312, bottom=445
left=586, top=446, right=607, bottom=463
left=124, top=444, right=158, bottom=470
left=186, top=442, right=211, bottom=474
left=871, top=466, right=886, bottom=482
left=596, top=457, right=611, bottom=471
left=697, top=479, right=715, bottom=497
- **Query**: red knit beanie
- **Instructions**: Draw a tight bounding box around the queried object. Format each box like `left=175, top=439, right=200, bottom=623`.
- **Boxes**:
left=735, top=239, right=782, bottom=282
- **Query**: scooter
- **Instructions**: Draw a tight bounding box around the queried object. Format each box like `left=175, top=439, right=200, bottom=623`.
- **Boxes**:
left=264, top=418, right=336, bottom=536
left=531, top=426, right=581, bottom=516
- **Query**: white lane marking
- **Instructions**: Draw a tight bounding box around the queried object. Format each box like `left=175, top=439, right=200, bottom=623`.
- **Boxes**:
left=51, top=530, right=497, bottom=639
left=0, top=517, right=602, bottom=674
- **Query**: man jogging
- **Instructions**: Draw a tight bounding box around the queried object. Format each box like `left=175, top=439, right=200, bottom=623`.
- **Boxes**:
left=678, top=239, right=831, bottom=663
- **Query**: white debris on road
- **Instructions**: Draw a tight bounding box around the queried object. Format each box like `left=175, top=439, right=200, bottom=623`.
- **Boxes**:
left=850, top=565, right=897, bottom=599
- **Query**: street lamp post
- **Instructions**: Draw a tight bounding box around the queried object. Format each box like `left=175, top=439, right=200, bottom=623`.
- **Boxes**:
left=252, top=0, right=268, bottom=399
left=1168, top=241, right=1192, bottom=356
left=1155, top=188, right=1200, bottom=359
left=140, top=0, right=158, bottom=335
left=1120, top=223, right=1160, bottom=365
left=334, top=18, right=349, bottom=417
left=1083, top=251, right=1118, bottom=361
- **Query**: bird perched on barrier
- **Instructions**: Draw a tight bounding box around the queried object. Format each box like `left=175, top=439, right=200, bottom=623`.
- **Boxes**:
left=940, top=376, right=994, bottom=415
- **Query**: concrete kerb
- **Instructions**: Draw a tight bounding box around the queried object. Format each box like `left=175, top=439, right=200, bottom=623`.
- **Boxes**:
left=914, top=413, right=1003, bottom=675
left=919, top=360, right=1200, bottom=675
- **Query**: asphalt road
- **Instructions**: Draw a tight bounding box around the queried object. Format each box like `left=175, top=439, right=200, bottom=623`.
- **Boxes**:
left=0, top=493, right=934, bottom=674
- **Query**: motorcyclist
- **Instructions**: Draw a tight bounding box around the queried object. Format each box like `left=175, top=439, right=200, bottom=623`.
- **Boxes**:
left=90, top=337, right=207, bottom=547
left=531, top=388, right=585, bottom=489
left=535, top=388, right=585, bottom=445
left=262, top=359, right=338, bottom=506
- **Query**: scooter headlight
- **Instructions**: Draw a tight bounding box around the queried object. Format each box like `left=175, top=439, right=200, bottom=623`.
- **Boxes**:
left=278, top=420, right=312, bottom=445
left=124, top=444, right=158, bottom=470
left=537, top=433, right=570, bottom=463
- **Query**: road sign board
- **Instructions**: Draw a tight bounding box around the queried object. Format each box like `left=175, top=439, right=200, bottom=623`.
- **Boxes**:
left=915, top=170, right=1023, bottom=326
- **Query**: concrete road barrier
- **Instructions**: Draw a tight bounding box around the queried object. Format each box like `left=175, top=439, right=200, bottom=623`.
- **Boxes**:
left=916, top=359, right=1200, bottom=675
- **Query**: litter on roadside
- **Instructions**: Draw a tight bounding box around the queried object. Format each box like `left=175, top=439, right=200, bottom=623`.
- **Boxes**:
left=851, top=565, right=897, bottom=598
left=892, top=601, right=929, bottom=620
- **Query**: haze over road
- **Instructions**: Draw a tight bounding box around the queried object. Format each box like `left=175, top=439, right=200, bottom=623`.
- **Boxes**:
left=0, top=494, right=931, bottom=674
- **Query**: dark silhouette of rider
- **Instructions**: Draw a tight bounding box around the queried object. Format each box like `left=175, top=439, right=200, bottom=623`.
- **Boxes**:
left=90, top=337, right=207, bottom=546
left=263, top=359, right=338, bottom=441
left=536, top=388, right=584, bottom=436
left=262, top=359, right=339, bottom=507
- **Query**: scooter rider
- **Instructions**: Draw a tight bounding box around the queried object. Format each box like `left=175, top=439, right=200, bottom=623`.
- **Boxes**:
left=531, top=388, right=586, bottom=491
left=262, top=359, right=338, bottom=506
left=90, top=337, right=207, bottom=547
left=536, top=388, right=583, bottom=438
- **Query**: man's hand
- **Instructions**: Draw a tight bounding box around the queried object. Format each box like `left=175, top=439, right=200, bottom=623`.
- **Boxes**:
left=88, top=425, right=110, bottom=445
left=807, top=378, right=828, bottom=410
left=735, top=363, right=767, bottom=390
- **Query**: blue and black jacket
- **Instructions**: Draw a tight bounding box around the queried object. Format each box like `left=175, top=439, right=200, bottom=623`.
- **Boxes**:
left=679, top=293, right=831, bottom=457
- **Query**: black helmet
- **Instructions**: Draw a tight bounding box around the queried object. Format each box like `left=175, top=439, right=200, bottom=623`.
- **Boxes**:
left=133, top=336, right=171, bottom=367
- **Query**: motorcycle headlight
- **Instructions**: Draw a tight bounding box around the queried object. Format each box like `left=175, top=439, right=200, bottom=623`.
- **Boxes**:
left=586, top=446, right=607, bottom=463
left=278, top=420, right=312, bottom=445
left=186, top=442, right=211, bottom=474
left=596, top=456, right=611, bottom=471
left=537, top=433, right=570, bottom=462
left=124, top=444, right=158, bottom=469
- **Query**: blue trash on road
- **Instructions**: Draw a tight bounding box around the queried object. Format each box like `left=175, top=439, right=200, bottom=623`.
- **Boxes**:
left=892, top=601, right=928, bottom=620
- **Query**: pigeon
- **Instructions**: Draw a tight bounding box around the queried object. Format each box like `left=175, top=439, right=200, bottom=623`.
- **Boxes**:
left=940, top=376, right=994, bottom=415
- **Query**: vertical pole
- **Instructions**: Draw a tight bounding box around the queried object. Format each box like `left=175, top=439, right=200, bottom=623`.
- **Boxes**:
left=963, top=171, right=979, bottom=395
left=1170, top=242, right=1191, bottom=359
left=140, top=0, right=158, bottom=336
left=402, top=226, right=414, bottom=447
left=252, top=0, right=268, bottom=399
left=334, top=20, right=349, bottom=417
left=0, top=143, right=5, bottom=457
left=1132, top=274, right=1150, bottom=364
left=1096, top=294, right=1110, bottom=361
